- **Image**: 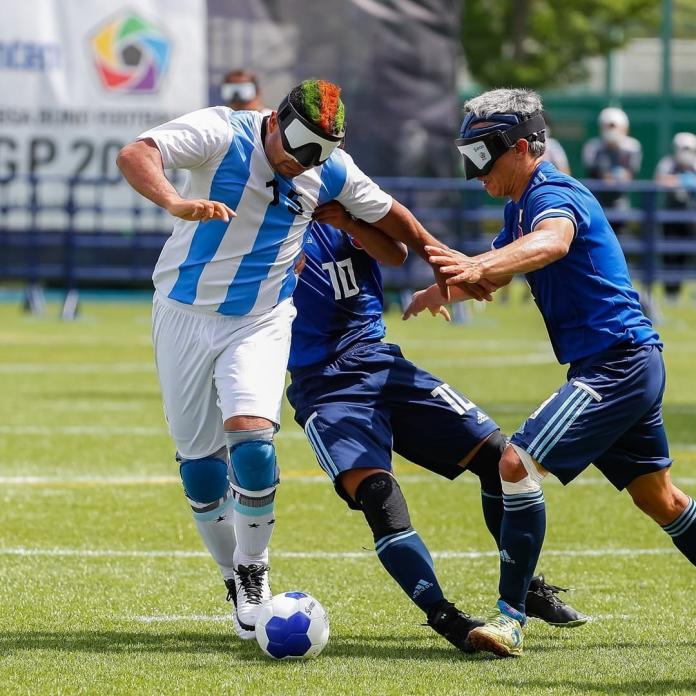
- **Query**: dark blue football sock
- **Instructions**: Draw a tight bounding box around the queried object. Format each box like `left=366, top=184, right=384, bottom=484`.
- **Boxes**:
left=662, top=497, right=696, bottom=565
left=498, top=489, right=546, bottom=615
left=481, top=489, right=503, bottom=550
left=375, top=529, right=445, bottom=612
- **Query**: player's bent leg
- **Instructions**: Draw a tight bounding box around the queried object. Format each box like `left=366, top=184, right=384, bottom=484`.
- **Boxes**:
left=464, top=430, right=506, bottom=548
left=350, top=470, right=483, bottom=652
left=178, top=448, right=253, bottom=639
left=225, top=416, right=278, bottom=633
left=468, top=444, right=545, bottom=657
left=465, top=435, right=587, bottom=629
left=627, top=469, right=696, bottom=565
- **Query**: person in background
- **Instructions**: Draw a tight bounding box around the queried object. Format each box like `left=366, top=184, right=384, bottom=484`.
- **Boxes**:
left=221, top=69, right=271, bottom=115
left=654, top=132, right=696, bottom=301
left=582, top=107, right=642, bottom=212
left=540, top=113, right=570, bottom=175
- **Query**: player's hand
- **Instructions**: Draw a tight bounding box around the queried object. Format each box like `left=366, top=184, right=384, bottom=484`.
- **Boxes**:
left=166, top=198, right=236, bottom=223
left=402, top=285, right=451, bottom=322
left=294, top=252, right=306, bottom=275
left=312, top=201, right=354, bottom=230
left=425, top=244, right=483, bottom=285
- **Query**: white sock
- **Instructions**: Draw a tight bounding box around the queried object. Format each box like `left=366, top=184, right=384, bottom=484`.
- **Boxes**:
left=191, top=497, right=237, bottom=580
left=232, top=485, right=276, bottom=567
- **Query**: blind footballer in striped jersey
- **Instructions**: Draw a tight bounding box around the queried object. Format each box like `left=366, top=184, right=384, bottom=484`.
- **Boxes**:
left=138, top=107, right=391, bottom=316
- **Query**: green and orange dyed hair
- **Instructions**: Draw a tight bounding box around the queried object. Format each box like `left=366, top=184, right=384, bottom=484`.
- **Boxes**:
left=288, top=79, right=345, bottom=136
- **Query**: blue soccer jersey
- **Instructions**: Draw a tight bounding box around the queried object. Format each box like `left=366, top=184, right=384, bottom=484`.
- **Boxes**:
left=288, top=222, right=386, bottom=372
left=492, top=161, right=660, bottom=364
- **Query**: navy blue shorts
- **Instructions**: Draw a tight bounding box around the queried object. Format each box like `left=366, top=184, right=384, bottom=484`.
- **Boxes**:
left=510, top=344, right=671, bottom=490
left=287, top=341, right=500, bottom=498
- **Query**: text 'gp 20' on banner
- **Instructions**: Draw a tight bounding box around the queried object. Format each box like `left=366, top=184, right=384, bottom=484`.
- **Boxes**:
left=0, top=0, right=206, bottom=231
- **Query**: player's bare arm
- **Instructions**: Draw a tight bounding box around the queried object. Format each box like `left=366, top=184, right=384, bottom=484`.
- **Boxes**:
left=402, top=281, right=504, bottom=322
left=313, top=201, right=407, bottom=266
left=116, top=139, right=236, bottom=223
left=426, top=217, right=575, bottom=285
left=371, top=199, right=497, bottom=300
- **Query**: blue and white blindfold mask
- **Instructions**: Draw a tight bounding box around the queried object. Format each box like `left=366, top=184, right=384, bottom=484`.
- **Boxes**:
left=455, top=112, right=546, bottom=180
left=221, top=81, right=257, bottom=104
left=277, top=97, right=345, bottom=167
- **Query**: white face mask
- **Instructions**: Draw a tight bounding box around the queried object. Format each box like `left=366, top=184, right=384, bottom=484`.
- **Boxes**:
left=675, top=148, right=696, bottom=169
left=601, top=127, right=624, bottom=146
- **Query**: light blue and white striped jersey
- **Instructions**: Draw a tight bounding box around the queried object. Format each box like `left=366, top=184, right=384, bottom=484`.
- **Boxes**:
left=138, top=107, right=392, bottom=316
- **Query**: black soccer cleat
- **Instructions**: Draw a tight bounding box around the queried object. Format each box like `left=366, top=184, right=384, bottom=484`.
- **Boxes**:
left=525, top=574, right=589, bottom=627
left=426, top=600, right=485, bottom=653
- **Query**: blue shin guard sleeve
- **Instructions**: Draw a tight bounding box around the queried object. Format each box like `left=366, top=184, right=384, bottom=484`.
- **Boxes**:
left=498, top=490, right=546, bottom=615
left=230, top=440, right=278, bottom=491
left=662, top=497, right=696, bottom=565
left=376, top=530, right=445, bottom=612
left=179, top=456, right=229, bottom=505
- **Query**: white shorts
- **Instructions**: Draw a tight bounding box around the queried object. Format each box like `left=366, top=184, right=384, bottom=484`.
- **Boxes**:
left=152, top=292, right=296, bottom=459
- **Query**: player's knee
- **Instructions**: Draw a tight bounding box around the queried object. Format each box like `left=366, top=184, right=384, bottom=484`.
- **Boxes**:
left=226, top=428, right=279, bottom=492
left=178, top=449, right=229, bottom=504
left=499, top=444, right=528, bottom=483
left=467, top=430, right=506, bottom=494
left=355, top=471, right=411, bottom=542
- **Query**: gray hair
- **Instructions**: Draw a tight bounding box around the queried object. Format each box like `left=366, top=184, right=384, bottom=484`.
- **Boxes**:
left=464, top=88, right=546, bottom=158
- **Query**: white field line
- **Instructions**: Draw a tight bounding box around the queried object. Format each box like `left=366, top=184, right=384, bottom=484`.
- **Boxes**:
left=0, top=546, right=676, bottom=561
left=0, top=426, right=306, bottom=439
left=0, top=362, right=154, bottom=374
left=127, top=612, right=632, bottom=624
left=128, top=614, right=229, bottom=623
left=3, top=471, right=696, bottom=487
left=1, top=474, right=695, bottom=487
left=2, top=423, right=696, bottom=457
left=0, top=353, right=558, bottom=373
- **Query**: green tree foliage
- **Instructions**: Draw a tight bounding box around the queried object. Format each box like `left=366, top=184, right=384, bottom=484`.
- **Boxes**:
left=461, top=0, right=658, bottom=88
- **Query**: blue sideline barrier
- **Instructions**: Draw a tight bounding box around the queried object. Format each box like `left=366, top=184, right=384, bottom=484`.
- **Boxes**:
left=1, top=175, right=695, bottom=293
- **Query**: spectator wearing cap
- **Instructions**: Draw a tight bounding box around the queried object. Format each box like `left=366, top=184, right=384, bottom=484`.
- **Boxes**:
left=655, top=132, right=696, bottom=301
left=582, top=107, right=642, bottom=212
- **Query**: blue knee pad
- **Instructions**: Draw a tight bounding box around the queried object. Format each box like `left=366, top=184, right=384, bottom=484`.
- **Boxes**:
left=230, top=440, right=278, bottom=491
left=179, top=455, right=229, bottom=504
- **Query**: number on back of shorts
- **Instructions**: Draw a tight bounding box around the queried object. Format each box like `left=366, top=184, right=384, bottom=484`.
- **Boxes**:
left=431, top=384, right=476, bottom=415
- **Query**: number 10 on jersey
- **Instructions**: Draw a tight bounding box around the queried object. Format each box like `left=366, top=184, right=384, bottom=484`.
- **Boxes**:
left=323, top=259, right=359, bottom=300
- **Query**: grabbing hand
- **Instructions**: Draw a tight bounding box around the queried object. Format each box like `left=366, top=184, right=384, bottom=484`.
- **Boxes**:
left=402, top=285, right=451, bottom=322
left=425, top=244, right=484, bottom=284
left=166, top=198, right=236, bottom=223
left=312, top=201, right=354, bottom=230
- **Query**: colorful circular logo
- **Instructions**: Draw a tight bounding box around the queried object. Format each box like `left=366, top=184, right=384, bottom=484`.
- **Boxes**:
left=91, top=11, right=170, bottom=94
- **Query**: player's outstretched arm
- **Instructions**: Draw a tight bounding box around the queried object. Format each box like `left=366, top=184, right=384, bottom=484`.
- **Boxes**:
left=402, top=282, right=499, bottom=322
left=313, top=201, right=407, bottom=266
left=117, top=139, right=236, bottom=223
left=426, top=217, right=574, bottom=285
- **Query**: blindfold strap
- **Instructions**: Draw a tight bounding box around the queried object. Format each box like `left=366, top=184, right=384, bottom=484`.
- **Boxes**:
left=499, top=113, right=546, bottom=147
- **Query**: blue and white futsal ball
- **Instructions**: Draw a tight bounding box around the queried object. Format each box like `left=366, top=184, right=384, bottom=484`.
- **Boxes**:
left=255, top=591, right=329, bottom=659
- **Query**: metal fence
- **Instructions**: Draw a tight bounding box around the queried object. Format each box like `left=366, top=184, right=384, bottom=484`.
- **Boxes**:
left=1, top=175, right=696, bottom=295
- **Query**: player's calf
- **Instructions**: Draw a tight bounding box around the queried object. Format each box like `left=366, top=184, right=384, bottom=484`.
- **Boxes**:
left=226, top=427, right=278, bottom=630
left=178, top=450, right=252, bottom=637
left=627, top=470, right=696, bottom=565
left=352, top=470, right=481, bottom=649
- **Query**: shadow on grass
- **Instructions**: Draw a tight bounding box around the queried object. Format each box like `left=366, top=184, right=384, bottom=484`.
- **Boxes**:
left=489, top=677, right=696, bottom=695
left=0, top=630, right=489, bottom=662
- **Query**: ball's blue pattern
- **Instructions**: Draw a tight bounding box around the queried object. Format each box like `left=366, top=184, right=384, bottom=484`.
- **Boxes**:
left=263, top=612, right=313, bottom=658
left=285, top=591, right=307, bottom=599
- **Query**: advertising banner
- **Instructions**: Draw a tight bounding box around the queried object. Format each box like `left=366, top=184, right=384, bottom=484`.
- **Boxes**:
left=0, top=0, right=206, bottom=228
